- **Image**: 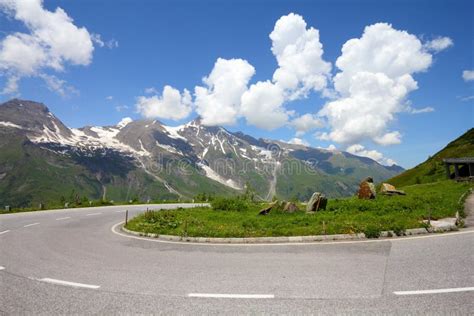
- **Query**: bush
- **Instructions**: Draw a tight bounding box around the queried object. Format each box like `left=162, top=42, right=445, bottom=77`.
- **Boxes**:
left=364, top=225, right=381, bottom=238
left=391, top=224, right=406, bottom=236
left=211, top=197, right=250, bottom=212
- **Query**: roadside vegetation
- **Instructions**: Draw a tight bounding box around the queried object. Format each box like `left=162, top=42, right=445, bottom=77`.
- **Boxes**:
left=125, top=180, right=472, bottom=238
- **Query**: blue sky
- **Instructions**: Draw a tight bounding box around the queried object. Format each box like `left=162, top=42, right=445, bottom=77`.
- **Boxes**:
left=0, top=0, right=472, bottom=168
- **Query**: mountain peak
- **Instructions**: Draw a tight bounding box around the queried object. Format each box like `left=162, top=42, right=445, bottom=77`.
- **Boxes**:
left=2, top=98, right=50, bottom=113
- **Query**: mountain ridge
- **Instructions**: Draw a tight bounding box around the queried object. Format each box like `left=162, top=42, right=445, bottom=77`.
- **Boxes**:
left=0, top=99, right=403, bottom=207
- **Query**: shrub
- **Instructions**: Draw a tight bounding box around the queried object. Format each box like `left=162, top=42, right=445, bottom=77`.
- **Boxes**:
left=364, top=225, right=381, bottom=238
left=211, top=197, right=250, bottom=212
left=391, top=224, right=406, bottom=236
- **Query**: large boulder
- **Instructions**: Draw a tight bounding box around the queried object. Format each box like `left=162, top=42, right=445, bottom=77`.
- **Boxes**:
left=283, top=201, right=299, bottom=213
left=358, top=177, right=376, bottom=199
left=306, top=192, right=327, bottom=213
left=380, top=183, right=406, bottom=196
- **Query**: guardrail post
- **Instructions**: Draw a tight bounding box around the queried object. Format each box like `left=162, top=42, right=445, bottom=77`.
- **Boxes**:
left=125, top=210, right=128, bottom=226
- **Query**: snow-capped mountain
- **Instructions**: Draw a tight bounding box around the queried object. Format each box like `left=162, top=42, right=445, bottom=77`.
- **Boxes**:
left=0, top=99, right=403, bottom=207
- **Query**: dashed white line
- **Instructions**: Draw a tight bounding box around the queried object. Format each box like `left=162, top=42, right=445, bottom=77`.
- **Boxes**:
left=115, top=210, right=124, bottom=213
left=37, top=278, right=100, bottom=289
left=0, top=230, right=10, bottom=235
left=394, top=287, right=474, bottom=296
left=23, top=223, right=40, bottom=228
left=56, top=217, right=71, bottom=221
left=188, top=293, right=274, bottom=299
left=0, top=266, right=5, bottom=270
left=86, top=213, right=101, bottom=216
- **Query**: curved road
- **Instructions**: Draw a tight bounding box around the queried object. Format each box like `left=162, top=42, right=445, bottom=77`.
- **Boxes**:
left=1, top=200, right=473, bottom=314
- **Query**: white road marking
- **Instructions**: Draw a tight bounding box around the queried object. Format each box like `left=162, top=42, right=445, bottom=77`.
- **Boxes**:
left=23, top=223, right=40, bottom=228
left=111, top=221, right=474, bottom=247
left=394, top=287, right=474, bottom=296
left=188, top=293, right=274, bottom=299
left=86, top=213, right=101, bottom=216
left=115, top=210, right=124, bottom=213
left=0, top=230, right=10, bottom=235
left=37, top=278, right=100, bottom=289
left=56, top=217, right=71, bottom=221
left=0, top=266, right=5, bottom=270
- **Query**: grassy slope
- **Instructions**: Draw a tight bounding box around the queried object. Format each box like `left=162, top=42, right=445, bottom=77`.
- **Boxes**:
left=125, top=180, right=472, bottom=238
left=388, top=128, right=474, bottom=187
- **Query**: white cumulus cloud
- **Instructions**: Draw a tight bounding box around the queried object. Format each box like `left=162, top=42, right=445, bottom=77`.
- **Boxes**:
left=270, top=13, right=331, bottom=99
left=195, top=58, right=255, bottom=126
left=290, top=113, right=324, bottom=136
left=463, top=70, right=474, bottom=82
left=0, top=0, right=105, bottom=95
left=318, top=23, right=439, bottom=146
left=136, top=85, right=192, bottom=120
left=287, top=137, right=309, bottom=146
left=240, top=81, right=289, bottom=130
left=346, top=144, right=396, bottom=166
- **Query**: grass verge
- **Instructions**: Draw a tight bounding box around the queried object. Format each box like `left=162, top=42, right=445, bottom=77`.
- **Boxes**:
left=125, top=180, right=472, bottom=238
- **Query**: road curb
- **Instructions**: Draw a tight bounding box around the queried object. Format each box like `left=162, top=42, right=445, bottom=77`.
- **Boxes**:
left=121, top=223, right=458, bottom=244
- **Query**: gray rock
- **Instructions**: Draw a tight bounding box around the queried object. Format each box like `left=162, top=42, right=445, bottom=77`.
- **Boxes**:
left=306, top=192, right=327, bottom=213
left=283, top=202, right=299, bottom=213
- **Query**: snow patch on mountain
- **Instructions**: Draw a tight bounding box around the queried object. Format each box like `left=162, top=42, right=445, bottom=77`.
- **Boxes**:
left=198, top=162, right=242, bottom=190
left=0, top=121, right=22, bottom=129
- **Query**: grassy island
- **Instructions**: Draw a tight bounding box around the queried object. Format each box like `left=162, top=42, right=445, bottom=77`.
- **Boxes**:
left=125, top=180, right=472, bottom=238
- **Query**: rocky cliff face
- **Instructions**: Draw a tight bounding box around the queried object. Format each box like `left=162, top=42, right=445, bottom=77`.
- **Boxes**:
left=0, top=99, right=403, bottom=206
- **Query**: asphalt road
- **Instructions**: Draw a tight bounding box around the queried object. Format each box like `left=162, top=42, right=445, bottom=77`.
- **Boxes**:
left=0, top=200, right=473, bottom=315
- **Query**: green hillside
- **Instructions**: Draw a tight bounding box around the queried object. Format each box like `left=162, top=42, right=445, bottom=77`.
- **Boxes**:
left=388, top=128, right=474, bottom=187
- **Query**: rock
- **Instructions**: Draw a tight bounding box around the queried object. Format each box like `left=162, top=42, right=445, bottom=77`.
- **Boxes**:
left=306, top=192, right=327, bottom=213
left=381, top=183, right=396, bottom=192
left=358, top=178, right=376, bottom=199
left=380, top=183, right=406, bottom=196
left=283, top=202, right=299, bottom=213
left=258, top=201, right=276, bottom=215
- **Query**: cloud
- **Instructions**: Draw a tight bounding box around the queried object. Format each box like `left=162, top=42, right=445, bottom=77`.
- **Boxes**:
left=106, top=95, right=113, bottom=101
left=316, top=144, right=337, bottom=151
left=1, top=75, right=19, bottom=94
left=0, top=0, right=103, bottom=95
left=406, top=106, right=435, bottom=114
left=91, top=33, right=118, bottom=49
left=463, top=70, right=474, bottom=82
left=290, top=113, right=324, bottom=136
left=287, top=137, right=309, bottom=146
left=270, top=13, right=331, bottom=99
left=460, top=95, right=474, bottom=102
left=39, top=73, right=78, bottom=97
left=238, top=13, right=331, bottom=130
left=144, top=87, right=158, bottom=94
left=195, top=58, right=255, bottom=126
left=318, top=23, right=439, bottom=146
left=374, top=131, right=402, bottom=146
left=115, top=104, right=129, bottom=112
left=136, top=85, right=192, bottom=120
left=346, top=144, right=396, bottom=166
left=424, top=36, right=453, bottom=52
left=240, top=80, right=289, bottom=130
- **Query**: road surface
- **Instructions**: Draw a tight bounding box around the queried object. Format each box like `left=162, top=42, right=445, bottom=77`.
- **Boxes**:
left=1, top=200, right=473, bottom=314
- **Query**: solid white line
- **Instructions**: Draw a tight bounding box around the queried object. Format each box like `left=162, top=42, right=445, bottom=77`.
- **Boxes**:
left=56, top=217, right=71, bottom=221
left=188, top=293, right=274, bottom=299
left=23, top=222, right=39, bottom=227
left=86, top=213, right=101, bottom=216
left=38, top=278, right=100, bottom=289
left=0, top=266, right=5, bottom=270
left=394, top=287, right=474, bottom=296
left=0, top=230, right=10, bottom=235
